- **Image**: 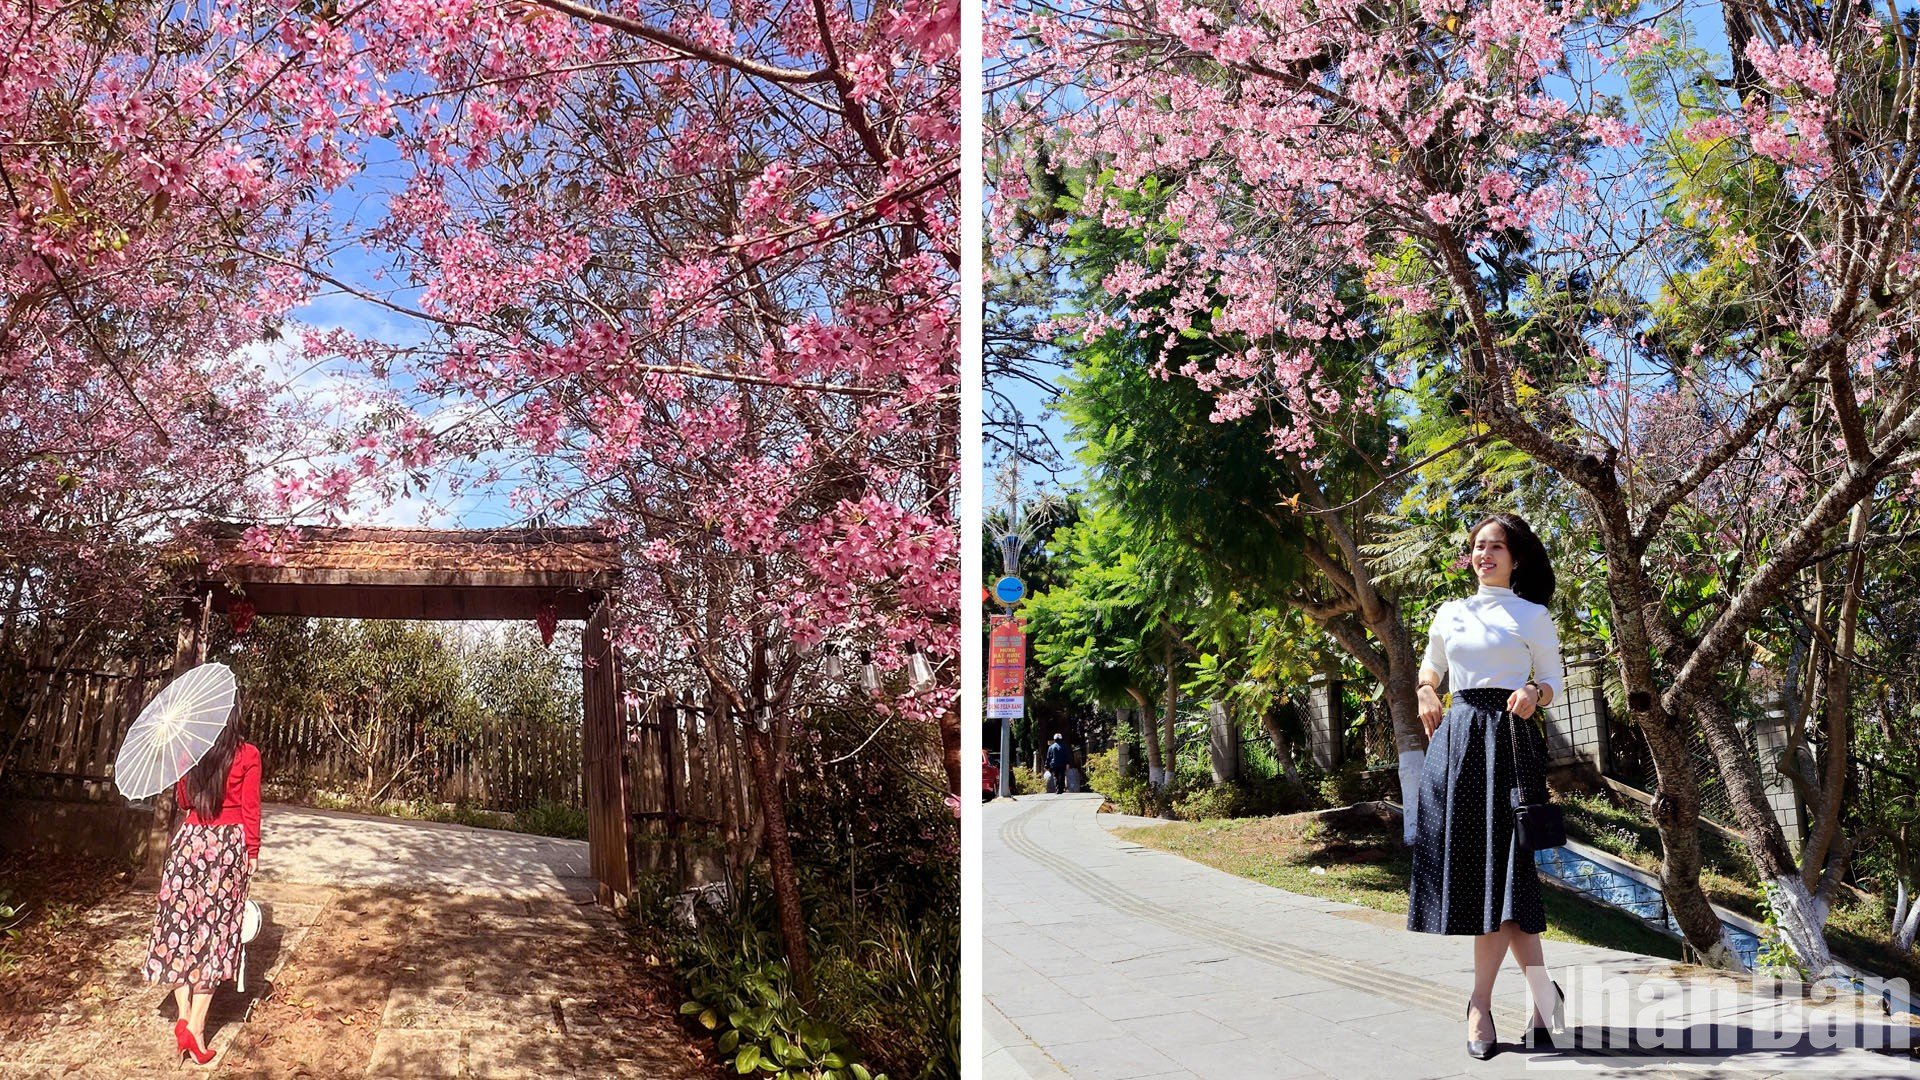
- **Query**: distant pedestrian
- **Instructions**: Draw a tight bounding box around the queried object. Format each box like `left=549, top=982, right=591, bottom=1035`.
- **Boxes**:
left=1044, top=734, right=1070, bottom=795
left=1407, top=513, right=1565, bottom=1059
left=143, top=712, right=261, bottom=1066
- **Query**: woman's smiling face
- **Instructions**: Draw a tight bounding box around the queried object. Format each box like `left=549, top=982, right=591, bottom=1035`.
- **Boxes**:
left=1470, top=522, right=1515, bottom=588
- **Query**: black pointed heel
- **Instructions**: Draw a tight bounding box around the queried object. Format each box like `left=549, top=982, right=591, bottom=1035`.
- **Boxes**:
left=1525, top=979, right=1564, bottom=1050
left=1467, top=1000, right=1498, bottom=1059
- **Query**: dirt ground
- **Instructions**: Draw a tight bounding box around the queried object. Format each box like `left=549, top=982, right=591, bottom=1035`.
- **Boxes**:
left=0, top=851, right=723, bottom=1078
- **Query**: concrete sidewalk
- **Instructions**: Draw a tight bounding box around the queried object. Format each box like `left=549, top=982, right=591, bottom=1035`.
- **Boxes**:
left=984, top=793, right=1917, bottom=1080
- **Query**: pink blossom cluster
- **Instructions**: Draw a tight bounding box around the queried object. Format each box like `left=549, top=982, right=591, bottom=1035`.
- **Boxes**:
left=4, top=0, right=958, bottom=749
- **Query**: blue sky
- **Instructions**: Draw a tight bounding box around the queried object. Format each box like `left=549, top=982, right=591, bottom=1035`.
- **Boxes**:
left=256, top=124, right=541, bottom=530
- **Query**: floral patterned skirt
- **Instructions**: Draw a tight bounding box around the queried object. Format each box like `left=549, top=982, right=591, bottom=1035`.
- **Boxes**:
left=142, top=822, right=251, bottom=991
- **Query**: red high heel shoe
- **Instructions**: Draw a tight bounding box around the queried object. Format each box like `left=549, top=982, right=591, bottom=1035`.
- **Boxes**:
left=174, top=1018, right=193, bottom=1054
left=185, top=1027, right=215, bottom=1065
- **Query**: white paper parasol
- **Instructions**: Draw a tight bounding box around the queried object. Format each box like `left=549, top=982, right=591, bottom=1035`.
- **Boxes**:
left=113, top=662, right=237, bottom=800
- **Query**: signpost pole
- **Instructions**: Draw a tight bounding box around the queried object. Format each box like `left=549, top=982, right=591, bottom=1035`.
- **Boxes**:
left=1000, top=708, right=1014, bottom=797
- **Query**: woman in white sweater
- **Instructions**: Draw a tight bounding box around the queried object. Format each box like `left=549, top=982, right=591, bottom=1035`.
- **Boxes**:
left=1406, top=512, right=1565, bottom=1059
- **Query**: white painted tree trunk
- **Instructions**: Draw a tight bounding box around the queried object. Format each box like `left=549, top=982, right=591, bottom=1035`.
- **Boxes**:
left=1893, top=879, right=1920, bottom=953
left=1700, top=931, right=1750, bottom=972
left=1768, top=874, right=1838, bottom=977
left=1397, top=748, right=1424, bottom=846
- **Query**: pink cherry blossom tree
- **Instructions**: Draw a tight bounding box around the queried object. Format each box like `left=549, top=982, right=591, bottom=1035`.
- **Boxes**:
left=996, top=0, right=1920, bottom=971
left=311, top=0, right=959, bottom=995
left=0, top=1, right=361, bottom=665
left=5, top=0, right=956, bottom=996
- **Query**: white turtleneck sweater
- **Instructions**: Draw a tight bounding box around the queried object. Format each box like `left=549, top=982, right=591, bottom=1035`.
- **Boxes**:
left=1420, top=583, right=1564, bottom=696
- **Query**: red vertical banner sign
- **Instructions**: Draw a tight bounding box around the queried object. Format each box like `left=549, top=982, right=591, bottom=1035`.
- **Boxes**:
left=987, top=617, right=1026, bottom=720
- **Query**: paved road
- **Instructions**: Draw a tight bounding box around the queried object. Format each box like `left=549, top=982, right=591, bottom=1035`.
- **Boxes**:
left=254, top=803, right=595, bottom=901
left=984, top=793, right=1917, bottom=1080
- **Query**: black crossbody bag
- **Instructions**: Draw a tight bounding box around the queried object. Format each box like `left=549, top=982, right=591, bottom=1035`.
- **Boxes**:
left=1508, top=702, right=1566, bottom=850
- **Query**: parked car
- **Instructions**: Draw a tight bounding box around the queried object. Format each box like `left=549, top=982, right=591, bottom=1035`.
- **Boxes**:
left=982, top=749, right=999, bottom=802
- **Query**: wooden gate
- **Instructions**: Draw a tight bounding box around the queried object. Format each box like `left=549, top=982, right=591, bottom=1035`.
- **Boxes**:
left=626, top=693, right=757, bottom=893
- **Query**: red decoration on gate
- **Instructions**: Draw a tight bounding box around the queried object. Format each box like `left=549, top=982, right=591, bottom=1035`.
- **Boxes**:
left=229, top=598, right=256, bottom=636
left=536, top=601, right=558, bottom=646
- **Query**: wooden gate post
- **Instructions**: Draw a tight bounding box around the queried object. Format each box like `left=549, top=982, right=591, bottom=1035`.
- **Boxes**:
left=581, top=599, right=631, bottom=908
left=137, top=592, right=212, bottom=887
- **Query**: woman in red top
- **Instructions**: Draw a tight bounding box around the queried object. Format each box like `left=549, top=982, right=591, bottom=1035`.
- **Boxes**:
left=141, top=715, right=260, bottom=1065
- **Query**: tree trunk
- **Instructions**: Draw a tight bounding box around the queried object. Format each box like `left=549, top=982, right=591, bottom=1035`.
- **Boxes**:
left=1597, top=529, right=1742, bottom=965
left=1283, top=475, right=1428, bottom=842
left=742, top=724, right=813, bottom=1001
left=1894, top=880, right=1920, bottom=952
left=0, top=568, right=27, bottom=664
left=1260, top=704, right=1303, bottom=789
left=1648, top=598, right=1841, bottom=975
left=1800, top=500, right=1868, bottom=898
left=1636, top=710, right=1744, bottom=966
left=1161, top=635, right=1179, bottom=792
left=1689, top=687, right=1838, bottom=974
left=1368, top=610, right=1427, bottom=845
left=1207, top=702, right=1237, bottom=783
left=1128, top=688, right=1164, bottom=785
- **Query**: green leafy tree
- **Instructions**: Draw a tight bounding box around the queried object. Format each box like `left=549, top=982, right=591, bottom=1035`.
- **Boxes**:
left=1022, top=506, right=1200, bottom=787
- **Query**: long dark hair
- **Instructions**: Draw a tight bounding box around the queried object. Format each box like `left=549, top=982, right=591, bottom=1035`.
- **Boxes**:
left=1467, top=513, right=1555, bottom=608
left=183, top=706, right=243, bottom=818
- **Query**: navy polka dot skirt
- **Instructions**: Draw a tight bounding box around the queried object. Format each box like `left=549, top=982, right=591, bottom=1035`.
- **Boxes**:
left=1407, top=687, right=1548, bottom=935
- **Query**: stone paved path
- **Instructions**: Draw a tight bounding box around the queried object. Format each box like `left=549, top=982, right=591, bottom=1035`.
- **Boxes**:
left=251, top=804, right=597, bottom=901
left=984, top=793, right=1918, bottom=1080
left=1, top=804, right=713, bottom=1079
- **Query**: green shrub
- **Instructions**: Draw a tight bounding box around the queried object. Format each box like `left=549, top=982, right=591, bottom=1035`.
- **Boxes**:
left=1010, top=765, right=1048, bottom=795
left=782, top=707, right=958, bottom=926
left=1084, top=748, right=1153, bottom=815
left=1317, top=762, right=1371, bottom=808
left=672, top=886, right=896, bottom=1080
left=663, top=698, right=956, bottom=1080
left=819, top=914, right=959, bottom=1080
left=1170, top=776, right=1305, bottom=821
left=1170, top=784, right=1242, bottom=821
left=512, top=799, right=589, bottom=840
left=679, top=955, right=882, bottom=1080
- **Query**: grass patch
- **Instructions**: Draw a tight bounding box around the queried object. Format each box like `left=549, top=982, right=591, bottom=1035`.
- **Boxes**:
left=1117, top=813, right=1685, bottom=961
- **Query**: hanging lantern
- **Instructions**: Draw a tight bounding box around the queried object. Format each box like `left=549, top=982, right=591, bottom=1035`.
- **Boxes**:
left=907, top=644, right=934, bottom=689
left=535, top=601, right=558, bottom=646
left=229, top=598, right=256, bottom=637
